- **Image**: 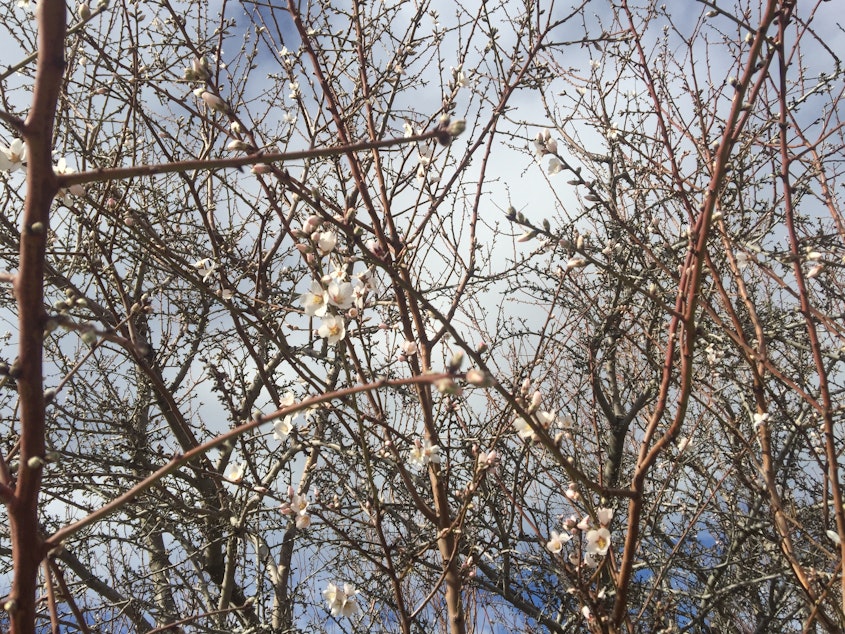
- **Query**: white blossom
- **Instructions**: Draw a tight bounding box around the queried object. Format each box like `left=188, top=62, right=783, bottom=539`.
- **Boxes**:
left=318, top=315, right=346, bottom=344
left=226, top=463, right=245, bottom=483
left=548, top=158, right=564, bottom=174
left=193, top=258, right=218, bottom=282
left=300, top=282, right=328, bottom=317
left=585, top=527, right=611, bottom=557
left=408, top=439, right=441, bottom=468
left=200, top=91, right=228, bottom=113
left=546, top=530, right=571, bottom=553
left=327, top=282, right=354, bottom=310
left=0, top=139, right=26, bottom=173
left=274, top=416, right=294, bottom=440
left=316, top=231, right=337, bottom=256
left=323, top=582, right=359, bottom=618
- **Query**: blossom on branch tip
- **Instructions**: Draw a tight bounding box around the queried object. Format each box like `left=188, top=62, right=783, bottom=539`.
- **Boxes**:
left=465, top=368, right=493, bottom=387
left=281, top=491, right=311, bottom=529
left=452, top=65, right=470, bottom=88
left=596, top=507, right=613, bottom=526
left=316, top=231, right=337, bottom=255
left=401, top=340, right=418, bottom=356
left=53, top=157, right=86, bottom=204
left=566, top=257, right=587, bottom=270
left=274, top=416, right=294, bottom=440
left=323, top=582, right=359, bottom=617
left=477, top=449, right=498, bottom=470
left=513, top=410, right=556, bottom=442
left=807, top=263, right=824, bottom=278
left=548, top=158, right=564, bottom=174
left=227, top=140, right=252, bottom=152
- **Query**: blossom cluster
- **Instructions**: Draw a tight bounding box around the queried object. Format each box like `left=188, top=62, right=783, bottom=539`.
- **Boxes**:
left=547, top=506, right=614, bottom=568
left=408, top=438, right=441, bottom=468
left=281, top=487, right=312, bottom=529
left=513, top=409, right=556, bottom=441
left=273, top=392, right=298, bottom=440
left=532, top=130, right=564, bottom=174
left=511, top=383, right=559, bottom=442
left=323, top=582, right=359, bottom=618
left=297, top=231, right=374, bottom=346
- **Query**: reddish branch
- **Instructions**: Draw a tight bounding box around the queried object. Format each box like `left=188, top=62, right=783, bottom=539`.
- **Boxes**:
left=775, top=6, right=845, bottom=624
left=612, top=1, right=792, bottom=629
left=5, top=3, right=65, bottom=634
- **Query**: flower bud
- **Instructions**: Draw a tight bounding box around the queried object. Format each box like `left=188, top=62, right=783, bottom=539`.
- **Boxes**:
left=447, top=119, right=466, bottom=137
left=448, top=350, right=465, bottom=372
left=465, top=368, right=493, bottom=387
left=27, top=456, right=45, bottom=469
left=192, top=57, right=210, bottom=80
left=227, top=140, right=252, bottom=152
left=201, top=91, right=228, bottom=113
left=435, top=377, right=463, bottom=396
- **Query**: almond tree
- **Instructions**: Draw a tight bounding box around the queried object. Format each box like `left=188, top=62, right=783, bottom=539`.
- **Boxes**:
left=1, top=1, right=843, bottom=633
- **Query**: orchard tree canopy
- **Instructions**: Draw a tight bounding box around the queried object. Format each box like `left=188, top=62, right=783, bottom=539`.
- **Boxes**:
left=1, top=0, right=844, bottom=632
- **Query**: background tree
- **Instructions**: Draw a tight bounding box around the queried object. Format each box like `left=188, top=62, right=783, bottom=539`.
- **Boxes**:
left=1, top=0, right=844, bottom=633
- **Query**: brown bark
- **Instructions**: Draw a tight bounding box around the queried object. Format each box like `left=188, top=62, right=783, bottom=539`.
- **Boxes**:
left=7, top=3, right=65, bottom=633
